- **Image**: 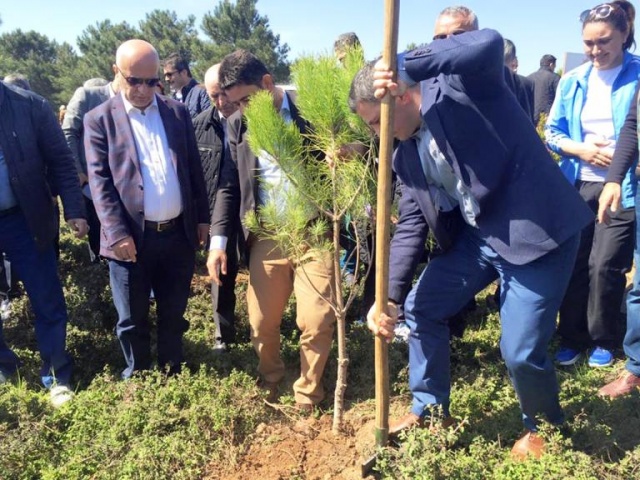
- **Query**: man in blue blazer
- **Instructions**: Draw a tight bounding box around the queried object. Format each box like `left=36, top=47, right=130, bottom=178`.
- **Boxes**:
left=85, top=39, right=209, bottom=379
left=349, top=29, right=593, bottom=459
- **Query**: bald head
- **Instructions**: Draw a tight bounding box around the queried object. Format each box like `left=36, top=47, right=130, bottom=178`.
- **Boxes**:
left=204, top=64, right=221, bottom=91
left=113, top=39, right=160, bottom=110
left=115, top=39, right=159, bottom=71
left=204, top=63, right=237, bottom=119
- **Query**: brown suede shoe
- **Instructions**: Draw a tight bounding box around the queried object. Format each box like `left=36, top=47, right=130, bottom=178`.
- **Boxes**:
left=389, top=412, right=457, bottom=437
left=598, top=371, right=640, bottom=399
left=511, top=431, right=545, bottom=461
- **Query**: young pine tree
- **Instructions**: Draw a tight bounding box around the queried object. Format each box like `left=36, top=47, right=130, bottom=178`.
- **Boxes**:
left=242, top=48, right=375, bottom=432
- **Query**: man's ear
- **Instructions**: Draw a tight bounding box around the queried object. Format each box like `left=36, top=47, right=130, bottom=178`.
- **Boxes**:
left=397, top=87, right=414, bottom=106
left=260, top=73, right=275, bottom=91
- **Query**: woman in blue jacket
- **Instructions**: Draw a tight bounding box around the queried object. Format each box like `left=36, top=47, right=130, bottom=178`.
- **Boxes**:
left=546, top=0, right=640, bottom=368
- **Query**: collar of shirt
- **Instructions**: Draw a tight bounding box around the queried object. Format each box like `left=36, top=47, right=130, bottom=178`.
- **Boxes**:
left=121, top=92, right=159, bottom=116
left=108, top=82, right=117, bottom=98
left=279, top=89, right=292, bottom=123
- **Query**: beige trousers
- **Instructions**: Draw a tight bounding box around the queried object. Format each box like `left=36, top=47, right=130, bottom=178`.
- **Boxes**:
left=247, top=238, right=336, bottom=405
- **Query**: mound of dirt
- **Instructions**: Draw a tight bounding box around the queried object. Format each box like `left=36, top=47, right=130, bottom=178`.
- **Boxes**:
left=206, top=405, right=385, bottom=480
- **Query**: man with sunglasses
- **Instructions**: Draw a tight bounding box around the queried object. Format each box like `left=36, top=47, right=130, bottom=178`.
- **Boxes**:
left=163, top=53, right=210, bottom=120
left=85, top=39, right=209, bottom=380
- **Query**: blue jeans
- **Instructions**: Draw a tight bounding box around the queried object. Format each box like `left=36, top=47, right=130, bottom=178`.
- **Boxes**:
left=624, top=189, right=640, bottom=375
left=0, top=211, right=72, bottom=387
left=404, top=225, right=579, bottom=431
left=109, top=224, right=195, bottom=379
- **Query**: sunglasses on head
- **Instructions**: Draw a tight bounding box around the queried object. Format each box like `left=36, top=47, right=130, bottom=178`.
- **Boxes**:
left=432, top=30, right=466, bottom=41
left=579, top=3, right=619, bottom=23
left=115, top=65, right=160, bottom=87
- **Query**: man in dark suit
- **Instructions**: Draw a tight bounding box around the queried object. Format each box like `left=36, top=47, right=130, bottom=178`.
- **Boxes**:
left=528, top=55, right=561, bottom=126
left=349, top=30, right=593, bottom=458
left=85, top=39, right=209, bottom=379
left=193, top=64, right=240, bottom=350
left=207, top=50, right=336, bottom=411
left=63, top=78, right=119, bottom=261
left=503, top=38, right=535, bottom=123
left=0, top=80, right=87, bottom=406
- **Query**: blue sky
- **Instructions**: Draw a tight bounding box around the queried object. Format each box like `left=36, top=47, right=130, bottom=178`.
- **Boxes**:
left=0, top=0, right=629, bottom=76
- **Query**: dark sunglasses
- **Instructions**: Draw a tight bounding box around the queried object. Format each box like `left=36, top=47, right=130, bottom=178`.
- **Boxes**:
left=115, top=65, right=160, bottom=87
left=432, top=29, right=466, bottom=41
left=579, top=3, right=619, bottom=23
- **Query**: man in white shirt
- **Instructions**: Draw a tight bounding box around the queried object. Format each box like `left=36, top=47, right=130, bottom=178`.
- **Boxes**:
left=85, top=39, right=210, bottom=379
left=207, top=50, right=336, bottom=411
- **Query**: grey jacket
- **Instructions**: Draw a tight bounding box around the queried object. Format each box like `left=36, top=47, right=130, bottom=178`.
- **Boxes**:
left=62, top=84, right=111, bottom=176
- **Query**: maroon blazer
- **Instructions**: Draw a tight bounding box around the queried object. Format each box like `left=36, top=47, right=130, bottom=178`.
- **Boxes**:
left=84, top=93, right=209, bottom=259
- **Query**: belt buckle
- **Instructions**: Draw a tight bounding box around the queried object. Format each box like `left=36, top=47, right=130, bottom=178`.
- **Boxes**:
left=156, top=220, right=173, bottom=232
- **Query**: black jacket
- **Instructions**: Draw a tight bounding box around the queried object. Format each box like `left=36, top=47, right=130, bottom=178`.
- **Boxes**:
left=193, top=106, right=227, bottom=215
left=527, top=66, right=560, bottom=126
left=0, top=82, right=85, bottom=250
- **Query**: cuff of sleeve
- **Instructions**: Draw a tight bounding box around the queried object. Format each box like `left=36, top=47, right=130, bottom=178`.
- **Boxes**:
left=397, top=52, right=417, bottom=87
left=209, top=235, right=228, bottom=251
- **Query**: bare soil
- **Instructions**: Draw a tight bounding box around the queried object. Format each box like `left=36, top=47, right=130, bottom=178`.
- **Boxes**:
left=203, top=403, right=402, bottom=480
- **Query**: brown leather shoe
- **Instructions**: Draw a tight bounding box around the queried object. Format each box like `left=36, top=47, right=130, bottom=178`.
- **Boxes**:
left=511, top=431, right=545, bottom=461
left=389, top=413, right=457, bottom=437
left=389, top=413, right=424, bottom=436
left=598, top=371, right=640, bottom=399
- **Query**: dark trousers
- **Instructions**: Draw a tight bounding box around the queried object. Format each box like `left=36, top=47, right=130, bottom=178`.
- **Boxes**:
left=0, top=210, right=72, bottom=387
left=212, top=232, right=239, bottom=344
left=558, top=181, right=635, bottom=350
left=108, top=223, right=195, bottom=379
left=85, top=197, right=101, bottom=261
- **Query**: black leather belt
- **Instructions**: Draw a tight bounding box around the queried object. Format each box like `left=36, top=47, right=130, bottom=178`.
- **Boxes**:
left=0, top=206, right=20, bottom=218
left=144, top=215, right=181, bottom=232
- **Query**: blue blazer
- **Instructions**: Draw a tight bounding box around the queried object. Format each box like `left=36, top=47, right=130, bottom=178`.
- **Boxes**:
left=84, top=93, right=209, bottom=259
left=388, top=29, right=593, bottom=303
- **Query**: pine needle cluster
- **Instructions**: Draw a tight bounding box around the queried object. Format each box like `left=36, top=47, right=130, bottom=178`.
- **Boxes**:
left=243, top=50, right=376, bottom=262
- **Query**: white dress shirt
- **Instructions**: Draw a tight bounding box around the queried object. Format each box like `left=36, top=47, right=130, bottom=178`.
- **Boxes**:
left=122, top=93, right=183, bottom=221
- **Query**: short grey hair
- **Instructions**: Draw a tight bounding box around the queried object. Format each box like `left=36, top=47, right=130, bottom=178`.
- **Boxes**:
left=348, top=61, right=378, bottom=112
left=83, top=77, right=108, bottom=88
left=503, top=39, right=517, bottom=64
left=439, top=5, right=479, bottom=30
left=3, top=73, right=31, bottom=91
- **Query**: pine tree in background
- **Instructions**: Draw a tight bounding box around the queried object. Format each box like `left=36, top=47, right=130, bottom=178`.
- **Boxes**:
left=242, top=48, right=375, bottom=432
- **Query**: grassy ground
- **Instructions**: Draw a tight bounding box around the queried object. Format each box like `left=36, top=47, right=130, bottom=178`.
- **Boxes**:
left=1, top=227, right=640, bottom=479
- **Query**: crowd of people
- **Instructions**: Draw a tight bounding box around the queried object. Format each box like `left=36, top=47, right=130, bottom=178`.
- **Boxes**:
left=0, top=0, right=639, bottom=461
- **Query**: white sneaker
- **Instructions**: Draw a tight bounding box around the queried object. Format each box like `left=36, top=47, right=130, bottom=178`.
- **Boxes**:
left=50, top=385, right=74, bottom=408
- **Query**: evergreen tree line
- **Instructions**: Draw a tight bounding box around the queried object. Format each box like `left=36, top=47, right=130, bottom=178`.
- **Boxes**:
left=0, top=0, right=290, bottom=107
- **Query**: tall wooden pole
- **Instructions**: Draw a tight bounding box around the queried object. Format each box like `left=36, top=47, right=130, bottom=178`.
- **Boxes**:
left=374, top=0, right=400, bottom=449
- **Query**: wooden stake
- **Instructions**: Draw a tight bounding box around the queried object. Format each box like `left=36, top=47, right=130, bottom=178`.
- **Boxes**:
left=374, top=0, right=400, bottom=449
